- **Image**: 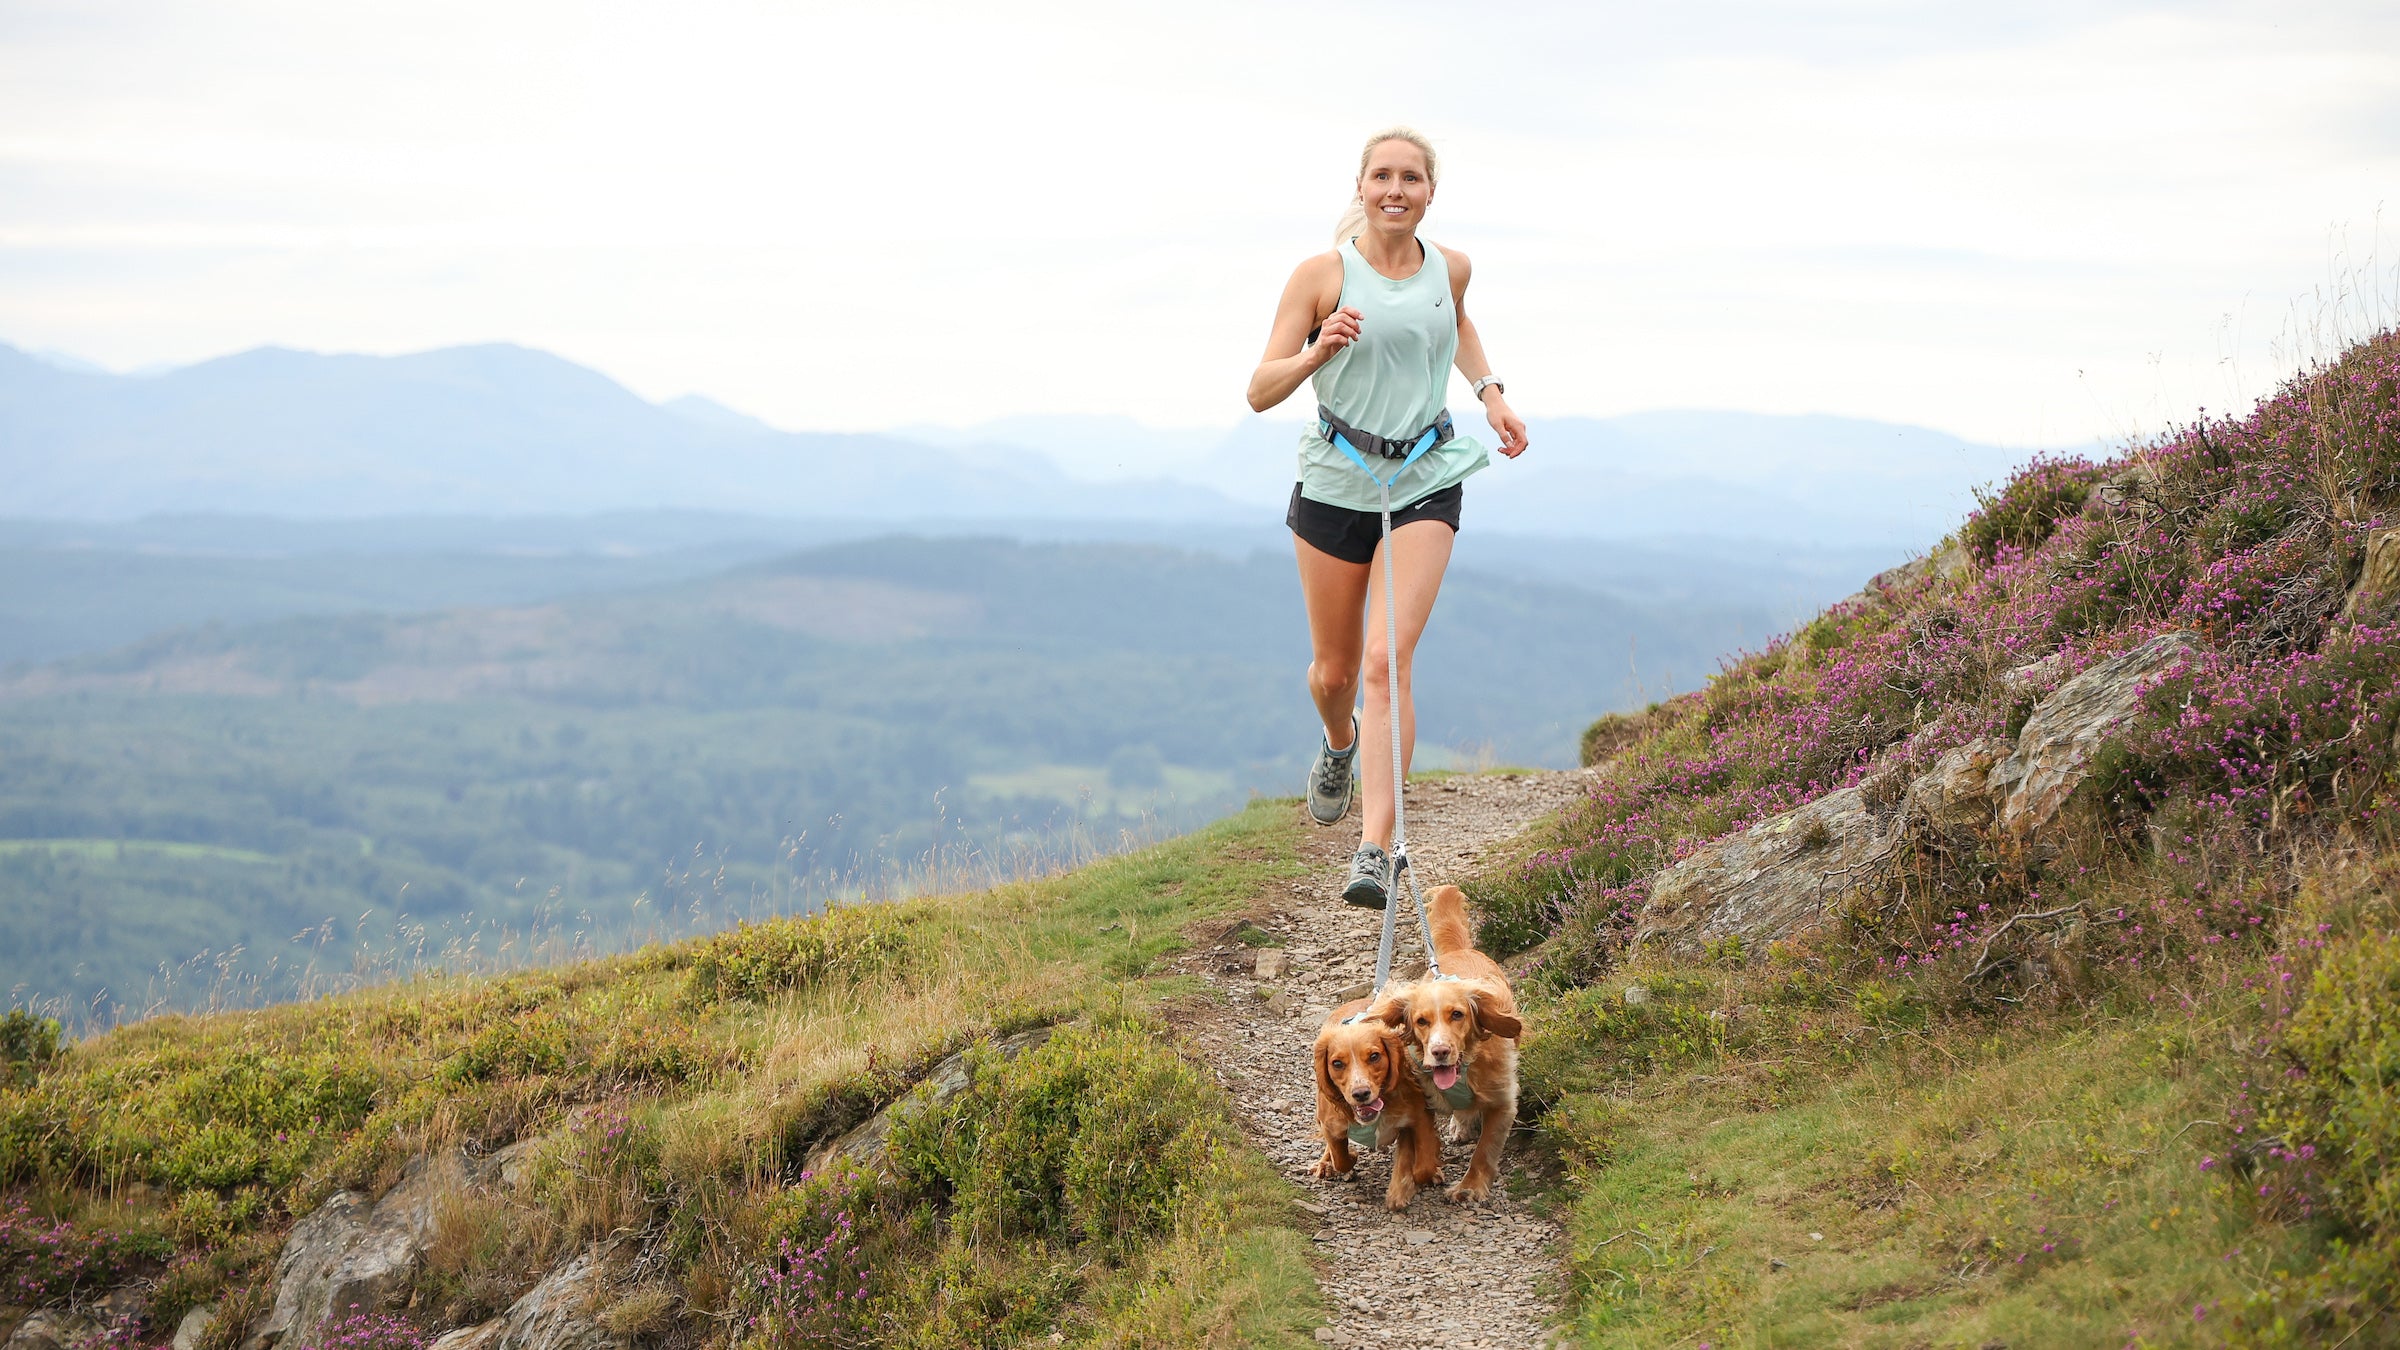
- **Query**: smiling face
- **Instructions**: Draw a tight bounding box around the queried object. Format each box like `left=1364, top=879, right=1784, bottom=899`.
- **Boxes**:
left=1355, top=137, right=1434, bottom=240
left=1316, top=1017, right=1405, bottom=1123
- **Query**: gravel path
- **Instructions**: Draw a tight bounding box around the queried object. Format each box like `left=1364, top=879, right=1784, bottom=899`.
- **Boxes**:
left=1177, top=769, right=1591, bottom=1350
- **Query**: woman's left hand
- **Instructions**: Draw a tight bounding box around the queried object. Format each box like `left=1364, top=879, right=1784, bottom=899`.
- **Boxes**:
left=1486, top=396, right=1527, bottom=458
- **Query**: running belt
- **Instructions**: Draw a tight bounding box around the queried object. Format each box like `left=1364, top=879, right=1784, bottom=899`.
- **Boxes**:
left=1317, top=403, right=1455, bottom=482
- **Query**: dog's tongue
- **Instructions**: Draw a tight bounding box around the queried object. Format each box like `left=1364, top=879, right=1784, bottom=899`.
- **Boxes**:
left=1356, top=1096, right=1383, bottom=1122
left=1432, top=1065, right=1460, bottom=1091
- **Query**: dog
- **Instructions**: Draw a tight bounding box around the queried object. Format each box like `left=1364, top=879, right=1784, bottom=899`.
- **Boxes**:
left=1311, top=997, right=1443, bottom=1210
left=1372, top=884, right=1523, bottom=1203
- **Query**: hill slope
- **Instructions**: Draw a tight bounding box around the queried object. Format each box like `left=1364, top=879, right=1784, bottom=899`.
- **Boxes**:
left=1466, top=329, right=2400, bottom=1344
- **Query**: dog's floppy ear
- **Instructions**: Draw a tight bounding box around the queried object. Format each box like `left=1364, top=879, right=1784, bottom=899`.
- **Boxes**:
left=1312, top=1034, right=1348, bottom=1125
left=1369, top=987, right=1410, bottom=1028
left=1379, top=1028, right=1414, bottom=1093
left=1470, top=984, right=1523, bottom=1040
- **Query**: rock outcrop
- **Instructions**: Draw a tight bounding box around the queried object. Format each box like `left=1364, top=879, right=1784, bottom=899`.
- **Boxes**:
left=2346, top=527, right=2400, bottom=621
left=175, top=1307, right=219, bottom=1350
left=246, top=1154, right=455, bottom=1350
left=1632, top=786, right=1898, bottom=957
left=1901, top=736, right=2008, bottom=838
left=4, top=1312, right=84, bottom=1350
left=428, top=1252, right=627, bottom=1350
left=1630, top=634, right=2198, bottom=957
left=1987, top=631, right=2197, bottom=838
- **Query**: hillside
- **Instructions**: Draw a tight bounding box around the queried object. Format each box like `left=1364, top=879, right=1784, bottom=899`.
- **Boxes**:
left=7, top=335, right=2397, bottom=1349
left=0, top=535, right=1762, bottom=1018
left=1466, top=329, right=2400, bottom=1343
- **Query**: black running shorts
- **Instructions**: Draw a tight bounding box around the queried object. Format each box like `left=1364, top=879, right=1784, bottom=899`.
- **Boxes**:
left=1286, top=482, right=1463, bottom=565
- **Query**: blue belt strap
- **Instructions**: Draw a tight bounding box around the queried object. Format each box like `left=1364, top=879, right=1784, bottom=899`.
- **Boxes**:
left=1319, top=407, right=1452, bottom=490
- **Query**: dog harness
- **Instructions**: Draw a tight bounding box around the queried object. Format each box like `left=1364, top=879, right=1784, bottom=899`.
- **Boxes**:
left=1429, top=1076, right=1477, bottom=1112
left=1346, top=1118, right=1380, bottom=1150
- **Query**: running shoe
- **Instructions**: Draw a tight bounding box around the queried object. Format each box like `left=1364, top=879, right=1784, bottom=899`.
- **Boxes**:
left=1342, top=842, right=1391, bottom=909
left=1305, top=715, right=1359, bottom=826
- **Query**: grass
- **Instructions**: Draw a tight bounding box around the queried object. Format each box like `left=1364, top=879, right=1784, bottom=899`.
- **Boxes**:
left=1538, top=973, right=2311, bottom=1347
left=0, top=798, right=1327, bottom=1349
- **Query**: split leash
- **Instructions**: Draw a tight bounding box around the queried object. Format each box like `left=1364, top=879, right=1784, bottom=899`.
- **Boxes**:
left=1321, top=406, right=1449, bottom=998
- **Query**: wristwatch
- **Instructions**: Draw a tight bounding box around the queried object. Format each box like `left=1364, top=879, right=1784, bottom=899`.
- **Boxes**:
left=1472, top=375, right=1505, bottom=400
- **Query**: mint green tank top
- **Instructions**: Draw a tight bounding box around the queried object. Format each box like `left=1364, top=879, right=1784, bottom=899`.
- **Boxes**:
left=1296, top=237, right=1490, bottom=513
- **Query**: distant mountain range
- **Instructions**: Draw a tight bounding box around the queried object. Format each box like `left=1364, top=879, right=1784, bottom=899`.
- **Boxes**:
left=0, top=343, right=1252, bottom=523
left=4, top=340, right=2071, bottom=544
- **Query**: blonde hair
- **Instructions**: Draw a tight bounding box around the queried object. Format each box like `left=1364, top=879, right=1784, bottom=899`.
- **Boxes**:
left=1333, top=126, right=1439, bottom=244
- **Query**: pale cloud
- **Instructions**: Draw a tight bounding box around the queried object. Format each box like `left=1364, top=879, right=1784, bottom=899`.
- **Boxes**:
left=2, top=0, right=2395, bottom=446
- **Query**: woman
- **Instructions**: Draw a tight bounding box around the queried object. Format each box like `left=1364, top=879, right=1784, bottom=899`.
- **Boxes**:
left=1246, top=127, right=1528, bottom=907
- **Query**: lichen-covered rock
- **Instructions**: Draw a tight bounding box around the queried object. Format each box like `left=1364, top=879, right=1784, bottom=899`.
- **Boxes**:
left=174, top=1307, right=218, bottom=1350
left=5, top=1311, right=88, bottom=1350
left=1998, top=652, right=2066, bottom=698
left=804, top=1026, right=1054, bottom=1176
left=1632, top=786, right=1898, bottom=957
left=247, top=1155, right=457, bottom=1350
left=431, top=1251, right=626, bottom=1350
left=1863, top=539, right=1971, bottom=601
left=1902, top=737, right=2007, bottom=837
left=2346, top=527, right=2400, bottom=621
left=1988, top=632, right=2197, bottom=838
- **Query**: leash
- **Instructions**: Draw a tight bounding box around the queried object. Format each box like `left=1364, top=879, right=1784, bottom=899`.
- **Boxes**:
left=1322, top=413, right=1449, bottom=1000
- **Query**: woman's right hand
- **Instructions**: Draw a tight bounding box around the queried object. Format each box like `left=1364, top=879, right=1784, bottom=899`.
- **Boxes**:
left=1309, top=306, right=1363, bottom=366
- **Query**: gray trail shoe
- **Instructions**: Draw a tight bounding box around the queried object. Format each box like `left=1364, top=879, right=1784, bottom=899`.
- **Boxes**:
left=1305, top=715, right=1359, bottom=826
left=1342, top=842, right=1392, bottom=909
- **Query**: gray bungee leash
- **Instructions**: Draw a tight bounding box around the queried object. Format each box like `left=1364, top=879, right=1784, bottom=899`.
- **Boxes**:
left=1370, top=474, right=1445, bottom=994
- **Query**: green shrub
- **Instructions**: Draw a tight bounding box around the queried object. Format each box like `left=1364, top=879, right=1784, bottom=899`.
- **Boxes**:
left=2265, top=933, right=2400, bottom=1236
left=1960, top=456, right=2102, bottom=563
left=0, top=1043, right=381, bottom=1192
left=151, top=1231, right=279, bottom=1327
left=0, top=1009, right=60, bottom=1086
left=885, top=1021, right=1220, bottom=1254
left=685, top=906, right=916, bottom=1005
left=438, top=1012, right=572, bottom=1085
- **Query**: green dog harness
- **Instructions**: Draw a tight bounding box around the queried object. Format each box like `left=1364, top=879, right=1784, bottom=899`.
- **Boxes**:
left=1347, top=1118, right=1380, bottom=1150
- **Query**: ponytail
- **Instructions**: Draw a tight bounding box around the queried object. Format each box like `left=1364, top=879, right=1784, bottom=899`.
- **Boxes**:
left=1331, top=200, right=1369, bottom=246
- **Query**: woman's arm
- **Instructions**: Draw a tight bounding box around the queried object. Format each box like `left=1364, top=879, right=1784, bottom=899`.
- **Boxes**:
left=1248, top=253, right=1354, bottom=413
left=1444, top=247, right=1528, bottom=458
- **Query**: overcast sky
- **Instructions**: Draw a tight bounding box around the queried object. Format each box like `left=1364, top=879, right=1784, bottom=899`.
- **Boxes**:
left=3, top=0, right=2397, bottom=446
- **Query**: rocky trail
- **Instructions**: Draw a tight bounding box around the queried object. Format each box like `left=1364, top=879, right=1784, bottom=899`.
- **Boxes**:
left=1176, top=769, right=1591, bottom=1350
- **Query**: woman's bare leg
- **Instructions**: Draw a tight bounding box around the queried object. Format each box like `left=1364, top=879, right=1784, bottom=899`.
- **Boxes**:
left=1358, top=520, right=1456, bottom=850
left=1293, top=536, right=1371, bottom=751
